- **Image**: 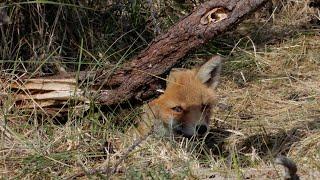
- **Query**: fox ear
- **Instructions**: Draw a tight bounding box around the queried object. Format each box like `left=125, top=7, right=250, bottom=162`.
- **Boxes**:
left=197, top=55, right=222, bottom=89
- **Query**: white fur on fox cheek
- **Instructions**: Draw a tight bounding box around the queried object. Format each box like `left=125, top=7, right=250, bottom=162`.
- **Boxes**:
left=168, top=116, right=179, bottom=130
left=165, top=116, right=180, bottom=136
left=168, top=117, right=174, bottom=129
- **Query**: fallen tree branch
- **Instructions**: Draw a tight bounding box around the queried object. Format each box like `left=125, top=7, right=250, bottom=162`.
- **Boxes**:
left=1, top=0, right=269, bottom=109
left=96, top=0, right=269, bottom=106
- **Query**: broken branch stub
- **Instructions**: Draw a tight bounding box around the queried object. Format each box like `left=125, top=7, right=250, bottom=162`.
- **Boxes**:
left=97, top=0, right=268, bottom=106
left=200, top=8, right=228, bottom=25
left=1, top=78, right=88, bottom=109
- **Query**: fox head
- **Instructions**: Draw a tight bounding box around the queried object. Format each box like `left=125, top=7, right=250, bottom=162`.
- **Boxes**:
left=148, top=56, right=222, bottom=137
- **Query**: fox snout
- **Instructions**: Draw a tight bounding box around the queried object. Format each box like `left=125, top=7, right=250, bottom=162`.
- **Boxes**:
left=174, top=122, right=209, bottom=138
left=169, top=110, right=210, bottom=137
left=196, top=124, right=208, bottom=135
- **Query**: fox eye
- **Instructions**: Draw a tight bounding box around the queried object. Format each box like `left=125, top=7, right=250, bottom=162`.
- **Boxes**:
left=171, top=106, right=183, bottom=113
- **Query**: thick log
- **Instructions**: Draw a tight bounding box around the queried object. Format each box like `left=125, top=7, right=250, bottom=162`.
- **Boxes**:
left=97, top=0, right=268, bottom=106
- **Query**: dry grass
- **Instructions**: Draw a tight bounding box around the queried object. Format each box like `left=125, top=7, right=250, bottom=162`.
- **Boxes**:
left=1, top=0, right=320, bottom=179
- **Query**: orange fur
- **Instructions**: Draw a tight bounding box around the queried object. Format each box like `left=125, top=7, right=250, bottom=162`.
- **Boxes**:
left=131, top=56, right=222, bottom=138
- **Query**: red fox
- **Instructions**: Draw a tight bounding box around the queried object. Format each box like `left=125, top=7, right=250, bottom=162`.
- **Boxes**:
left=130, top=55, right=222, bottom=138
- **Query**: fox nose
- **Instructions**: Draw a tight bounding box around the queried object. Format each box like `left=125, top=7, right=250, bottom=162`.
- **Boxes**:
left=196, top=125, right=208, bottom=135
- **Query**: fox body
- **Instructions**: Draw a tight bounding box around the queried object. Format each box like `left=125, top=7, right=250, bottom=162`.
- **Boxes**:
left=131, top=56, right=222, bottom=138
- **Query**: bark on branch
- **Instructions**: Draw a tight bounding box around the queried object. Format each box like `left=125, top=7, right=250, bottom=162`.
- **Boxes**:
left=2, top=0, right=268, bottom=109
left=97, top=0, right=268, bottom=106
